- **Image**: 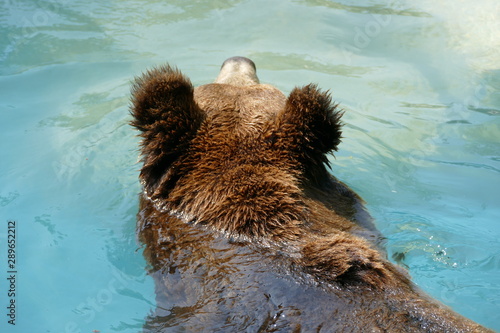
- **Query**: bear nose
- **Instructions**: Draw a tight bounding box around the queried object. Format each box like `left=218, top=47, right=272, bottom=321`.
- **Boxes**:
left=221, top=56, right=256, bottom=70
left=214, top=56, right=260, bottom=86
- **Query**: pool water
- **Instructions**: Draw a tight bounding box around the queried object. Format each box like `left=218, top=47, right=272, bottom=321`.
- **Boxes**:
left=1, top=0, right=499, bottom=332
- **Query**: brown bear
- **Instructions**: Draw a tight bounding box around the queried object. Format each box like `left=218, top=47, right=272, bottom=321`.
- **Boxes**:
left=130, top=56, right=492, bottom=332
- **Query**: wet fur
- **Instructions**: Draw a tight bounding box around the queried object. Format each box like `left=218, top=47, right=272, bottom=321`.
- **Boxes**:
left=131, top=61, right=492, bottom=332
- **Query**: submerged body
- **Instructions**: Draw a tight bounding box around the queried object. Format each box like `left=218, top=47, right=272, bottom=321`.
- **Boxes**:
left=131, top=57, right=492, bottom=332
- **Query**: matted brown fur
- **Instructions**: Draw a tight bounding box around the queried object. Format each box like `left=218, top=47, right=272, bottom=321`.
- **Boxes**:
left=131, top=57, right=492, bottom=332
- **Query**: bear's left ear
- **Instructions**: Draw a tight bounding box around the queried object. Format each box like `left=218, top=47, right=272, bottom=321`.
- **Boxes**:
left=272, top=84, right=343, bottom=166
left=130, top=65, right=205, bottom=199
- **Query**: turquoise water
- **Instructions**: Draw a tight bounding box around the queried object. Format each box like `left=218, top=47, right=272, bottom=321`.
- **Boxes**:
left=1, top=0, right=499, bottom=332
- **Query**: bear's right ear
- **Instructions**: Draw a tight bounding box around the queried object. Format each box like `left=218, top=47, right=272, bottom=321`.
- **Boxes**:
left=272, top=84, right=343, bottom=168
left=130, top=65, right=205, bottom=197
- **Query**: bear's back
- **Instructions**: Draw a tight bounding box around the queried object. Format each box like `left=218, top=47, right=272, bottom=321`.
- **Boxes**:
left=132, top=57, right=493, bottom=333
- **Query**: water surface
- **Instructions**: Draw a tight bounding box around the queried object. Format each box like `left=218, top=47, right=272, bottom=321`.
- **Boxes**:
left=1, top=0, right=499, bottom=332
